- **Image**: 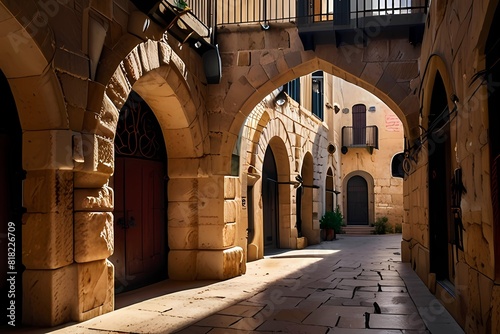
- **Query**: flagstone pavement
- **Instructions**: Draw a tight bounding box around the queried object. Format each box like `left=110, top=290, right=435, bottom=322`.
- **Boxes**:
left=13, top=235, right=463, bottom=334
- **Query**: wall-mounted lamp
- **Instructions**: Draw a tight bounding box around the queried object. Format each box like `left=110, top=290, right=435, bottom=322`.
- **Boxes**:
left=342, top=108, right=349, bottom=114
left=334, top=105, right=340, bottom=114
left=368, top=106, right=376, bottom=112
left=274, top=90, right=287, bottom=107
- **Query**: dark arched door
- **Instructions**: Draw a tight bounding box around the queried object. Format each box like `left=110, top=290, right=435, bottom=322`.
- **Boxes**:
left=347, top=176, right=369, bottom=225
left=263, top=147, right=279, bottom=252
left=428, top=73, right=452, bottom=282
left=111, top=91, right=168, bottom=292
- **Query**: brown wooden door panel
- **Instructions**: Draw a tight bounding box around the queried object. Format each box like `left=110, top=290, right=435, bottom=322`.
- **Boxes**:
left=112, top=157, right=167, bottom=291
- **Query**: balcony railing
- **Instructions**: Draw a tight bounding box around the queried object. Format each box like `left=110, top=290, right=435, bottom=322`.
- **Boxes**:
left=214, top=0, right=428, bottom=26
left=342, top=125, right=379, bottom=149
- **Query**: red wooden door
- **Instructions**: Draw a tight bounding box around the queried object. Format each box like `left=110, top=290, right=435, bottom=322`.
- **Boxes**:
left=112, top=157, right=166, bottom=292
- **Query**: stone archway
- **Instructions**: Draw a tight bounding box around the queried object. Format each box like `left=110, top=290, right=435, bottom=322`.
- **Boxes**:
left=247, top=117, right=294, bottom=258
left=99, top=39, right=213, bottom=281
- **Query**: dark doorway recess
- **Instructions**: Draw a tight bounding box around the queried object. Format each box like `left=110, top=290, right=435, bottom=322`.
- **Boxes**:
left=428, top=73, right=453, bottom=282
left=262, top=147, right=279, bottom=253
left=0, top=70, right=24, bottom=326
left=347, top=176, right=369, bottom=225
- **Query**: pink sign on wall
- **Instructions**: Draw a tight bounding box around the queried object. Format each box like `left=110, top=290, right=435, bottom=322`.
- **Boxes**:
left=385, top=114, right=403, bottom=132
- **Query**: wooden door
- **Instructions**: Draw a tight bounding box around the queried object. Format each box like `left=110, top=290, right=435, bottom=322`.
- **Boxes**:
left=111, top=91, right=167, bottom=293
left=352, top=104, right=367, bottom=145
left=112, top=157, right=166, bottom=292
left=347, top=176, right=369, bottom=225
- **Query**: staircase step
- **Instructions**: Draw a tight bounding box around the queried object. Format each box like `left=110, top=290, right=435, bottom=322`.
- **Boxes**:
left=343, top=226, right=375, bottom=235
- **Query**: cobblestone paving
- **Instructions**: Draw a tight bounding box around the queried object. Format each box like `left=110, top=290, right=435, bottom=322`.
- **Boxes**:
left=22, top=235, right=462, bottom=334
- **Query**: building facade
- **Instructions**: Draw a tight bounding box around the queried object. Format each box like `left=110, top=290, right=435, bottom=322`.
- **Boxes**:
left=0, top=1, right=498, bottom=332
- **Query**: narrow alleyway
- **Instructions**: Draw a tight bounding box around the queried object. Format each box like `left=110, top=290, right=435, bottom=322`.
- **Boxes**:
left=20, top=235, right=462, bottom=334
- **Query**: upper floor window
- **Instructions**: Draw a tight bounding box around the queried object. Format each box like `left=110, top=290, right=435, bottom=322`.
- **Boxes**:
left=283, top=78, right=300, bottom=104
left=312, top=71, right=324, bottom=120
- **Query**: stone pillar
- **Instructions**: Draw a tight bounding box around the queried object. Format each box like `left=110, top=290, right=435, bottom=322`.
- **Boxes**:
left=22, top=128, right=115, bottom=326
left=167, top=169, right=244, bottom=280
left=71, top=131, right=115, bottom=322
left=196, top=176, right=244, bottom=279
left=167, top=177, right=199, bottom=280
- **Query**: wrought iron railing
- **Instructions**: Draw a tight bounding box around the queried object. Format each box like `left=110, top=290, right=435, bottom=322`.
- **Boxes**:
left=213, top=0, right=429, bottom=26
left=342, top=125, right=379, bottom=149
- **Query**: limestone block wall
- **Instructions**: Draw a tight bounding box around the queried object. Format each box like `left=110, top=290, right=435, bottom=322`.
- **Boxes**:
left=402, top=0, right=498, bottom=332
left=0, top=0, right=245, bottom=326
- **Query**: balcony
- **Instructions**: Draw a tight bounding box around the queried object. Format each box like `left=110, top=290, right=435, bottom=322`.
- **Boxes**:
left=341, top=125, right=379, bottom=153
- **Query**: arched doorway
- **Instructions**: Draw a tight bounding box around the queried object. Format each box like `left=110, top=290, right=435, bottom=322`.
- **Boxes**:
left=0, top=70, right=23, bottom=324
left=428, top=72, right=453, bottom=282
left=262, top=146, right=279, bottom=252
left=111, top=91, right=168, bottom=292
left=347, top=176, right=369, bottom=225
left=300, top=153, right=316, bottom=244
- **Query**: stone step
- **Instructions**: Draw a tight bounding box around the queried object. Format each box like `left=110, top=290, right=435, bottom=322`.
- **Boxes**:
left=343, top=226, right=375, bottom=235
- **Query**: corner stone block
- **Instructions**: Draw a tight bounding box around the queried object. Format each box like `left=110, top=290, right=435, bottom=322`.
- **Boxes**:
left=74, top=186, right=114, bottom=212
left=23, top=130, right=74, bottom=170
left=22, top=212, right=73, bottom=269
left=81, top=133, right=114, bottom=175
left=224, top=176, right=236, bottom=199
left=198, top=223, right=236, bottom=249
left=23, top=265, right=77, bottom=327
left=23, top=169, right=73, bottom=213
left=224, top=199, right=237, bottom=223
left=168, top=250, right=197, bottom=280
left=74, top=171, right=111, bottom=188
left=196, top=246, right=244, bottom=280
left=73, top=260, right=111, bottom=321
left=74, top=212, right=114, bottom=263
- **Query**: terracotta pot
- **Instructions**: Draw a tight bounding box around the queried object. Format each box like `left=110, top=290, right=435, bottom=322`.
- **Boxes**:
left=321, top=228, right=335, bottom=241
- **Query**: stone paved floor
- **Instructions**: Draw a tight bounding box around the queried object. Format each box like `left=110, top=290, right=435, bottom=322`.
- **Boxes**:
left=13, top=235, right=463, bottom=334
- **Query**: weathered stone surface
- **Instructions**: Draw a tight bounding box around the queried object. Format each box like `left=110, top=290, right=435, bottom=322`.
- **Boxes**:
left=168, top=225, right=198, bottom=250
left=22, top=212, right=73, bottom=269
left=81, top=133, right=114, bottom=175
left=168, top=201, right=198, bottom=227
left=23, top=130, right=74, bottom=170
left=74, top=212, right=114, bottom=263
left=23, top=169, right=73, bottom=213
left=168, top=250, right=197, bottom=280
left=196, top=246, right=244, bottom=280
left=74, top=186, right=114, bottom=211
left=23, top=265, right=77, bottom=326
left=74, top=260, right=110, bottom=320
left=198, top=222, right=236, bottom=249
left=224, top=176, right=236, bottom=199
left=224, top=199, right=237, bottom=223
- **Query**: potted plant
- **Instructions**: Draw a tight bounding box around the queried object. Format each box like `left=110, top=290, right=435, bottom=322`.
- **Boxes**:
left=320, top=206, right=344, bottom=241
